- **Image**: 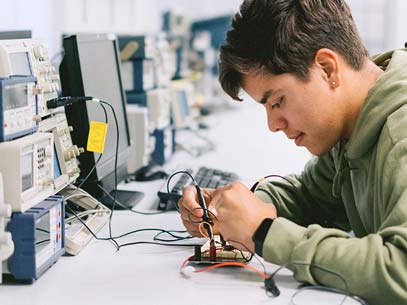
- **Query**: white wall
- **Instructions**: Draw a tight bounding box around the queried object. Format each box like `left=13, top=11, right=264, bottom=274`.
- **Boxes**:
left=348, top=0, right=407, bottom=53
left=0, top=0, right=56, bottom=52
left=0, top=0, right=406, bottom=63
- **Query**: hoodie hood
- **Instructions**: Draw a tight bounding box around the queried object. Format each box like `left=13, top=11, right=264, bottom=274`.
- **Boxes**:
left=346, top=48, right=407, bottom=159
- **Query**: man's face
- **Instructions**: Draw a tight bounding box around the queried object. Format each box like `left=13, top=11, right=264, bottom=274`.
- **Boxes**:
left=242, top=68, right=347, bottom=156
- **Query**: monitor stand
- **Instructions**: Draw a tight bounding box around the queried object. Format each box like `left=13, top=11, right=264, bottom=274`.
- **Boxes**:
left=99, top=189, right=144, bottom=210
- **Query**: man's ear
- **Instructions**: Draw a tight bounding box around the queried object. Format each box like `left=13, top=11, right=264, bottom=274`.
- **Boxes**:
left=315, top=48, right=340, bottom=88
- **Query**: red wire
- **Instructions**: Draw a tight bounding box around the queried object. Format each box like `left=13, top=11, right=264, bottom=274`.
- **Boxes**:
left=181, top=255, right=195, bottom=269
left=183, top=260, right=268, bottom=279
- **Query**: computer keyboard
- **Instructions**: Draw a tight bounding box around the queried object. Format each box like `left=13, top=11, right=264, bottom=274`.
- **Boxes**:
left=157, top=166, right=239, bottom=210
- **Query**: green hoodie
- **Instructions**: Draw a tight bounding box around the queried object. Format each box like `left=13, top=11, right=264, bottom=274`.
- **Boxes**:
left=255, top=49, right=407, bottom=305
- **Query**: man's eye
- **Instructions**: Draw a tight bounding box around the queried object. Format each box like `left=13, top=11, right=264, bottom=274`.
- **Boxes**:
left=271, top=97, right=284, bottom=109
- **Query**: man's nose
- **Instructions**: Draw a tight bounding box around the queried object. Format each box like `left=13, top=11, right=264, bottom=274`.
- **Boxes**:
left=266, top=110, right=287, bottom=132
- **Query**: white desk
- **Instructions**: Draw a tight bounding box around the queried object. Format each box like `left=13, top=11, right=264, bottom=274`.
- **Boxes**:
left=0, top=101, right=360, bottom=305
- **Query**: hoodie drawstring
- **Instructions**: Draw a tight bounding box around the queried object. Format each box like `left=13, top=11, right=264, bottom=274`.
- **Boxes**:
left=332, top=142, right=349, bottom=198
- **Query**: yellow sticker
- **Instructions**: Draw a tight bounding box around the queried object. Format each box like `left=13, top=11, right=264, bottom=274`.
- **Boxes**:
left=87, top=121, right=108, bottom=153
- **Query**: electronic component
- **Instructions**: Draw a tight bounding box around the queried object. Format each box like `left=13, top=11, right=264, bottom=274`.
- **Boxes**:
left=18, top=39, right=60, bottom=117
left=151, top=126, right=174, bottom=166
left=170, top=79, right=198, bottom=128
left=126, top=87, right=172, bottom=130
left=155, top=33, right=177, bottom=87
left=126, top=105, right=155, bottom=174
left=0, top=173, right=14, bottom=284
left=0, top=39, right=60, bottom=117
left=59, top=33, right=143, bottom=210
left=59, top=185, right=110, bottom=255
left=38, top=112, right=82, bottom=192
left=3, top=195, right=64, bottom=283
left=150, top=88, right=173, bottom=130
left=189, top=235, right=251, bottom=264
left=0, top=40, right=32, bottom=77
left=170, top=87, right=192, bottom=129
left=0, top=132, right=55, bottom=212
left=121, top=58, right=155, bottom=92
left=0, top=75, right=38, bottom=141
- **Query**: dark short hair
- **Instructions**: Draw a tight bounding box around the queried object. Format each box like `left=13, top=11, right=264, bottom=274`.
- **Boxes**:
left=219, top=0, right=369, bottom=101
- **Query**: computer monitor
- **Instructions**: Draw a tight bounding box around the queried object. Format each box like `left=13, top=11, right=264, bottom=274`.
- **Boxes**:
left=59, top=33, right=143, bottom=209
left=171, top=88, right=191, bottom=129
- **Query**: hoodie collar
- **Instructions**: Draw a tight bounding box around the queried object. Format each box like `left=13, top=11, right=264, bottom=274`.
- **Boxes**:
left=345, top=49, right=407, bottom=159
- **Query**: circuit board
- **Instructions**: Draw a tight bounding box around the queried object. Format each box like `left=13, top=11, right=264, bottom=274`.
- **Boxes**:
left=189, top=235, right=252, bottom=264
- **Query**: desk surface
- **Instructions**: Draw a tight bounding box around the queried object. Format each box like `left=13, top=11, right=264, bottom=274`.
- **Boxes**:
left=0, top=101, right=360, bottom=305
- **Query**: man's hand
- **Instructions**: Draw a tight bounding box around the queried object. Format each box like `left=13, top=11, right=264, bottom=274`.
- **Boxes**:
left=178, top=186, right=218, bottom=237
left=209, top=182, right=277, bottom=252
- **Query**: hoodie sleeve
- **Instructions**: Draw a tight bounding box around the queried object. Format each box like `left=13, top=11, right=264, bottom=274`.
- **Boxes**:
left=254, top=150, right=350, bottom=230
left=254, top=140, right=407, bottom=305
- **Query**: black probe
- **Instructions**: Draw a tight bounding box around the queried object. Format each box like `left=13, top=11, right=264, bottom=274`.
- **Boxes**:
left=194, top=184, right=213, bottom=237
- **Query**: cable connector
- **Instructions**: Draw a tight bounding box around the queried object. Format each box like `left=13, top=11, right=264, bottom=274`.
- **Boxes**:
left=46, top=96, right=98, bottom=109
left=265, top=276, right=280, bottom=297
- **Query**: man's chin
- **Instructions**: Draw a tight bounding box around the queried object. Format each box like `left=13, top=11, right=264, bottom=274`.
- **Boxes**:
left=305, top=146, right=331, bottom=157
left=306, top=145, right=330, bottom=156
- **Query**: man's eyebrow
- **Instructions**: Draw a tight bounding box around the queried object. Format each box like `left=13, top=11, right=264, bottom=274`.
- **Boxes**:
left=259, top=90, right=273, bottom=104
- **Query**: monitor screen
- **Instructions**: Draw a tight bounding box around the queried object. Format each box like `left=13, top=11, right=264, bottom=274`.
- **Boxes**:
left=178, top=90, right=190, bottom=118
left=9, top=52, right=31, bottom=76
left=59, top=33, right=134, bottom=202
left=76, top=37, right=130, bottom=167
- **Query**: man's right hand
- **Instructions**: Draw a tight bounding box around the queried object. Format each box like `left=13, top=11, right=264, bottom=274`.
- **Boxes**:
left=178, top=185, right=218, bottom=237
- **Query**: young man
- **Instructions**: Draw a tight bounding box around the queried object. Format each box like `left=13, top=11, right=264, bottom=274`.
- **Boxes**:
left=178, top=0, right=407, bottom=304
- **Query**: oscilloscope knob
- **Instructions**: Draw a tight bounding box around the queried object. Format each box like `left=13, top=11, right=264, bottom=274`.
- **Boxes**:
left=33, top=45, right=46, bottom=59
left=43, top=84, right=54, bottom=93
left=33, top=115, right=42, bottom=122
left=43, top=179, right=54, bottom=187
left=33, top=85, right=44, bottom=95
left=72, top=145, right=84, bottom=157
left=64, top=150, right=74, bottom=161
left=45, top=145, right=53, bottom=158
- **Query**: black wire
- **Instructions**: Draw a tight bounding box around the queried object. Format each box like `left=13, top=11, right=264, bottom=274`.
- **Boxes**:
left=284, top=261, right=349, bottom=305
left=250, top=174, right=297, bottom=192
left=238, top=249, right=253, bottom=263
left=64, top=204, right=119, bottom=249
left=196, top=237, right=365, bottom=305
left=165, top=170, right=198, bottom=212
left=226, top=239, right=265, bottom=274
left=291, top=285, right=368, bottom=305
left=35, top=228, right=50, bottom=233
left=165, top=170, right=219, bottom=242
left=35, top=239, right=50, bottom=246
left=153, top=230, right=192, bottom=242
left=61, top=99, right=120, bottom=249
left=65, top=102, right=107, bottom=197
left=57, top=97, right=201, bottom=252
left=270, top=261, right=368, bottom=305
left=104, top=228, right=189, bottom=241
left=98, top=100, right=120, bottom=250
left=188, top=206, right=218, bottom=224
left=118, top=241, right=204, bottom=250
